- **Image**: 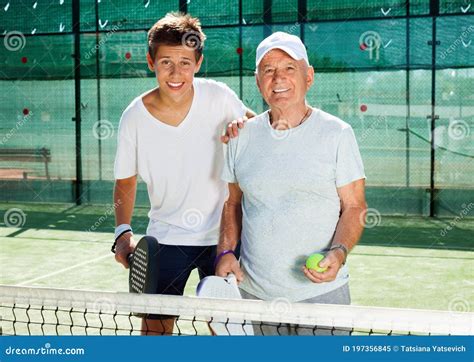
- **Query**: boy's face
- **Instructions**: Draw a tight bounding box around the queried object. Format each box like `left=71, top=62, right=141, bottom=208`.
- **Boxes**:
left=147, top=45, right=203, bottom=99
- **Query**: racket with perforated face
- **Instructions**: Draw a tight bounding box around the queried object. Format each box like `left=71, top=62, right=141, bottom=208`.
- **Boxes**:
left=196, top=274, right=254, bottom=336
left=127, top=236, right=160, bottom=295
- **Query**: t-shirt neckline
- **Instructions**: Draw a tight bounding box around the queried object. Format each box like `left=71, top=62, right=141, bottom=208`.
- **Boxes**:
left=139, top=80, right=199, bottom=131
left=264, top=107, right=317, bottom=133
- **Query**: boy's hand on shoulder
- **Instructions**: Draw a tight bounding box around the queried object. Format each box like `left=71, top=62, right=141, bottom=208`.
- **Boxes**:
left=221, top=116, right=248, bottom=144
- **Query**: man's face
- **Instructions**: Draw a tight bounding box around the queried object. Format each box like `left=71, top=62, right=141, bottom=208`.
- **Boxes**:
left=147, top=45, right=203, bottom=99
left=256, top=49, right=313, bottom=110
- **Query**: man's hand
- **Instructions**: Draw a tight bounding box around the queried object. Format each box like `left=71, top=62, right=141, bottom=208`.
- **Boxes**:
left=302, top=248, right=345, bottom=283
left=215, top=253, right=244, bottom=283
left=114, top=232, right=137, bottom=269
left=220, top=116, right=247, bottom=144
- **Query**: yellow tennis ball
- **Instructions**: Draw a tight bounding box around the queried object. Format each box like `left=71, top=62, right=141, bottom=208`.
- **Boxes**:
left=306, top=253, right=327, bottom=272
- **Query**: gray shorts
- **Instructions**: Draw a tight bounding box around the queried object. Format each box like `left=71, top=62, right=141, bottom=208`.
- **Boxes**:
left=240, top=283, right=351, bottom=336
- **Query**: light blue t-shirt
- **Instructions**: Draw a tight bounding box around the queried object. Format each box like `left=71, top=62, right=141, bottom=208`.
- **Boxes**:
left=222, top=108, right=366, bottom=302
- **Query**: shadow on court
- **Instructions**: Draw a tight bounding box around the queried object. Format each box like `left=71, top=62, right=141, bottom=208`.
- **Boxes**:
left=1, top=203, right=473, bottom=251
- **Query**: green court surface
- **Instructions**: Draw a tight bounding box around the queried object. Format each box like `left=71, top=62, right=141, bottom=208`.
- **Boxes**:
left=0, top=202, right=472, bottom=312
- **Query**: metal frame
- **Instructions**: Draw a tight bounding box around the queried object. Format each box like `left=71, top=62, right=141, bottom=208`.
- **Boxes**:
left=72, top=0, right=82, bottom=205
left=94, top=0, right=103, bottom=182
left=10, top=8, right=473, bottom=37
left=405, top=0, right=411, bottom=189
left=429, top=0, right=440, bottom=217
left=56, top=0, right=471, bottom=213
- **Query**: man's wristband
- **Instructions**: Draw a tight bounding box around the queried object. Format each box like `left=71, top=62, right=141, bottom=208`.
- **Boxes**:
left=214, top=250, right=235, bottom=267
left=330, top=244, right=348, bottom=265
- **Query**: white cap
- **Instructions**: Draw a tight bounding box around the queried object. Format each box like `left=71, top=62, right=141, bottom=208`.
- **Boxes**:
left=256, top=31, right=309, bottom=68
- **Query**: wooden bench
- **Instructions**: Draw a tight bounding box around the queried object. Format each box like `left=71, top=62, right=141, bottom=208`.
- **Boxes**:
left=0, top=147, right=51, bottom=180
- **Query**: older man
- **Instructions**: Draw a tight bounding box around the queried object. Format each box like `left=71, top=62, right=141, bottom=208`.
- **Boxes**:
left=215, top=32, right=367, bottom=335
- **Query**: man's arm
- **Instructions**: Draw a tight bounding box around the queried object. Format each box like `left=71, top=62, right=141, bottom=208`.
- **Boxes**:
left=215, top=183, right=245, bottom=282
left=303, top=178, right=367, bottom=283
left=113, top=175, right=138, bottom=268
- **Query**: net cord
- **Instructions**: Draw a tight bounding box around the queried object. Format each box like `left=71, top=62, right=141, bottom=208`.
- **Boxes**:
left=1, top=285, right=472, bottom=335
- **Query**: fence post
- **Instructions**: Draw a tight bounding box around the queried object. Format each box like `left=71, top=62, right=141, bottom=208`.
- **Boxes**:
left=72, top=0, right=83, bottom=205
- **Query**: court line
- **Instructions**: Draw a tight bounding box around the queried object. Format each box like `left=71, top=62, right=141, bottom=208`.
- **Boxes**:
left=16, top=253, right=111, bottom=286
left=351, top=252, right=474, bottom=260
left=2, top=235, right=111, bottom=243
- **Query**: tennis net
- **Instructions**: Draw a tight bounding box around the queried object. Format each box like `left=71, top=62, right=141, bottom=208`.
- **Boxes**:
left=1, top=285, right=472, bottom=336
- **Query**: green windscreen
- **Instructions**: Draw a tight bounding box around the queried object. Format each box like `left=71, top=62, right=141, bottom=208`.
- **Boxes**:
left=0, top=0, right=472, bottom=217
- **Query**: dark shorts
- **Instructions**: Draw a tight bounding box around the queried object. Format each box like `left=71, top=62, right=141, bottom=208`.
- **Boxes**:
left=147, top=243, right=216, bottom=320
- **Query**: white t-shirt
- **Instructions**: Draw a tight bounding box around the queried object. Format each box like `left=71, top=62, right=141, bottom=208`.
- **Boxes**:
left=114, top=78, right=247, bottom=246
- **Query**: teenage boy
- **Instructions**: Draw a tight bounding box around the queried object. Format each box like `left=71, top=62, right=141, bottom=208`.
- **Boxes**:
left=113, top=12, right=254, bottom=335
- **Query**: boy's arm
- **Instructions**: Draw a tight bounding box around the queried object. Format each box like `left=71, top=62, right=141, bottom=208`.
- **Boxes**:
left=113, top=175, right=138, bottom=268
